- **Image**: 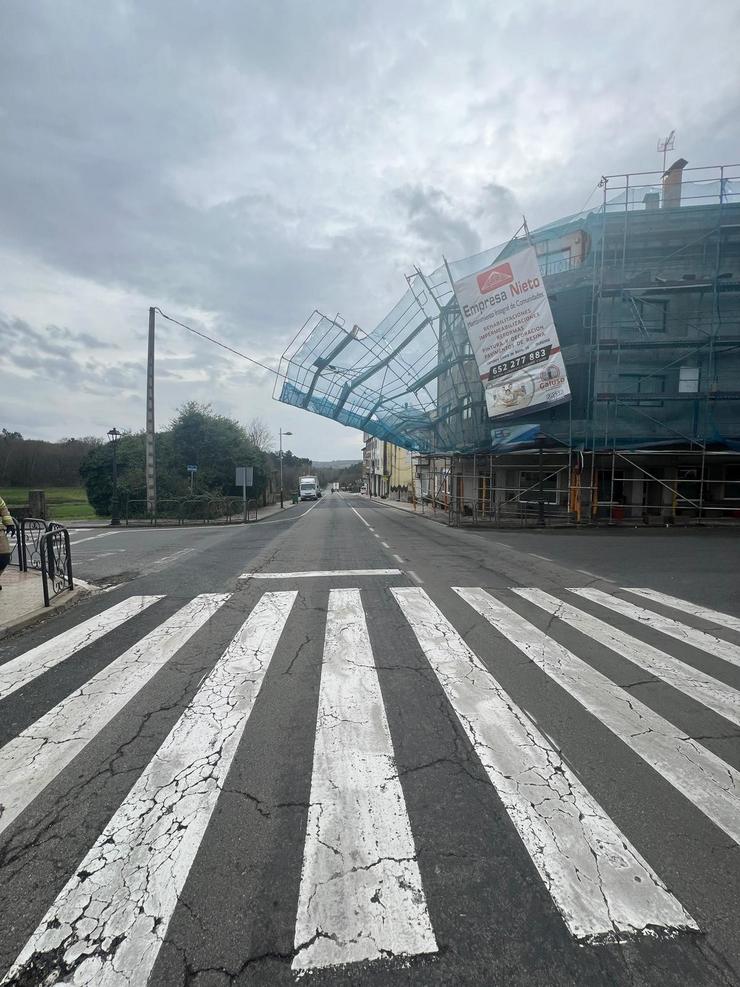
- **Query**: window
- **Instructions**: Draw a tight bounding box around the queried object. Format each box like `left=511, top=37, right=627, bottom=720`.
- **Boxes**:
left=725, top=465, right=740, bottom=500
left=519, top=470, right=559, bottom=504
left=461, top=396, right=472, bottom=420
left=637, top=297, right=669, bottom=333
left=679, top=366, right=700, bottom=393
left=619, top=373, right=665, bottom=407
left=461, top=339, right=473, bottom=358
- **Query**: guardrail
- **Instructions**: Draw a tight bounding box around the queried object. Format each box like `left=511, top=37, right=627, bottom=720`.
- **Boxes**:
left=40, top=526, right=74, bottom=606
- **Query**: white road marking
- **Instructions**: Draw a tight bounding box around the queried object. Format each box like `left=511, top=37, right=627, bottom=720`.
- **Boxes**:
left=572, top=588, right=740, bottom=669
left=515, top=588, right=740, bottom=728
left=68, top=531, right=122, bottom=547
left=393, top=587, right=696, bottom=942
left=293, top=589, right=437, bottom=970
left=529, top=553, right=553, bottom=562
left=0, top=594, right=229, bottom=839
left=407, top=570, right=423, bottom=585
left=349, top=505, right=372, bottom=528
left=625, top=588, right=740, bottom=635
left=392, top=554, right=404, bottom=565
left=240, top=569, right=403, bottom=580
left=577, top=569, right=603, bottom=579
left=0, top=596, right=162, bottom=701
left=3, top=592, right=296, bottom=987
left=257, top=501, right=321, bottom=523
left=455, top=587, right=740, bottom=845
left=153, top=546, right=196, bottom=565
left=381, top=541, right=390, bottom=548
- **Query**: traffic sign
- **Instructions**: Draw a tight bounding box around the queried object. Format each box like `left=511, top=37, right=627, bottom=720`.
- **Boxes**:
left=187, top=465, right=198, bottom=472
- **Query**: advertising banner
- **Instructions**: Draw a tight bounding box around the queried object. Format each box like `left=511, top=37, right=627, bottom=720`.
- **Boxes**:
left=452, top=245, right=570, bottom=419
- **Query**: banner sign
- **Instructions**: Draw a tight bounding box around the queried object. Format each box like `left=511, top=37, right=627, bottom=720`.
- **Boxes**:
left=452, top=245, right=570, bottom=419
left=490, top=423, right=541, bottom=450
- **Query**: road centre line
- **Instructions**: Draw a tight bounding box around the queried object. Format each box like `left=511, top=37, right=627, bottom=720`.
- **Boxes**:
left=0, top=596, right=163, bottom=701
left=515, top=588, right=740, bottom=728
left=572, top=587, right=740, bottom=668
left=455, top=586, right=740, bottom=845
left=529, top=553, right=553, bottom=562
left=4, top=591, right=298, bottom=987
left=293, top=588, right=437, bottom=969
left=350, top=505, right=372, bottom=528
left=625, top=588, right=740, bottom=635
left=392, top=554, right=405, bottom=565
left=0, top=594, right=229, bottom=839
left=240, top=569, right=403, bottom=580
left=392, top=586, right=696, bottom=941
left=407, top=570, right=423, bottom=584
left=381, top=541, right=390, bottom=548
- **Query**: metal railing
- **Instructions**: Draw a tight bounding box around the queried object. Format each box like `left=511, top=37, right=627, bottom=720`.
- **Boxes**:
left=40, top=526, right=74, bottom=606
left=19, top=517, right=48, bottom=570
left=124, top=495, right=261, bottom=526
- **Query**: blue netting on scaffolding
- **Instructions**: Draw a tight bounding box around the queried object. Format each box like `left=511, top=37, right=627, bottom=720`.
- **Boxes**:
left=275, top=165, right=740, bottom=453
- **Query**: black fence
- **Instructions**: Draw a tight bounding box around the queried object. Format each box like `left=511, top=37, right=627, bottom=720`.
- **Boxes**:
left=124, top=495, right=258, bottom=525
left=8, top=517, right=74, bottom=606
left=40, top=525, right=74, bottom=606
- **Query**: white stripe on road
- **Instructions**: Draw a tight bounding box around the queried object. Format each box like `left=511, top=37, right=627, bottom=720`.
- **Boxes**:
left=3, top=592, right=296, bottom=987
left=625, top=588, right=740, bottom=635
left=350, top=505, right=372, bottom=528
left=393, top=587, right=696, bottom=942
left=455, top=587, right=740, bottom=845
left=0, top=596, right=163, bottom=701
left=515, top=588, right=740, bottom=728
left=0, top=594, right=229, bottom=839
left=572, top=588, right=740, bottom=669
left=240, top=569, right=402, bottom=580
left=68, top=531, right=121, bottom=546
left=293, top=588, right=437, bottom=969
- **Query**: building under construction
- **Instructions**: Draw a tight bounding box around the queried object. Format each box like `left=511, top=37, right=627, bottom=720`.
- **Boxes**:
left=277, top=162, right=740, bottom=524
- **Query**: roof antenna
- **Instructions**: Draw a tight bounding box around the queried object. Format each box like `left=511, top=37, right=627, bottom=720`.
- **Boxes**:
left=657, top=129, right=676, bottom=174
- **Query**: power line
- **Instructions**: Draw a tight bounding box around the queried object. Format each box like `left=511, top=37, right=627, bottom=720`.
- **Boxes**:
left=154, top=308, right=281, bottom=378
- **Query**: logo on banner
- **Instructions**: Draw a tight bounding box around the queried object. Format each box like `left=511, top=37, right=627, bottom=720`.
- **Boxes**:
left=476, top=262, right=514, bottom=294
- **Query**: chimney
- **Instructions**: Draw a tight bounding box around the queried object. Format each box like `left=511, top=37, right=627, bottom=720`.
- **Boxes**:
left=662, top=157, right=688, bottom=209
left=643, top=191, right=660, bottom=211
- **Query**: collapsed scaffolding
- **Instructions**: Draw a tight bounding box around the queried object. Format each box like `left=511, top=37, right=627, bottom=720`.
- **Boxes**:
left=276, top=163, right=740, bottom=524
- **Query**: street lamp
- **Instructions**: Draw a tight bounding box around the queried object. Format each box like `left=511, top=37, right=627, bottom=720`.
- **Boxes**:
left=107, top=427, right=121, bottom=526
left=279, top=428, right=293, bottom=509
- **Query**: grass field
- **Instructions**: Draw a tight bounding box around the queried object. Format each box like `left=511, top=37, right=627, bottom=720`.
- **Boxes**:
left=0, top=486, right=103, bottom=521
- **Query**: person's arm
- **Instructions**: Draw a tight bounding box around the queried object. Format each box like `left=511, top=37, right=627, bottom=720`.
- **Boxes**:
left=0, top=498, right=14, bottom=531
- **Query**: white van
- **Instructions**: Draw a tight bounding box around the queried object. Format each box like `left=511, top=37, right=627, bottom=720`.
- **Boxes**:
left=299, top=475, right=319, bottom=501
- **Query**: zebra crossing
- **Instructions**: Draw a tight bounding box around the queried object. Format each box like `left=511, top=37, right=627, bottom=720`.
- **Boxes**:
left=0, top=581, right=738, bottom=983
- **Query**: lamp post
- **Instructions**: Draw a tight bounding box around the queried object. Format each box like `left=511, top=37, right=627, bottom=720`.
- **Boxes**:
left=279, top=428, right=293, bottom=509
left=107, top=427, right=121, bottom=526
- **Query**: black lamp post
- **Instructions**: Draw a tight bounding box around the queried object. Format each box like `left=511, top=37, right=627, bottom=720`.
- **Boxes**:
left=279, top=428, right=293, bottom=509
left=107, top=427, right=121, bottom=526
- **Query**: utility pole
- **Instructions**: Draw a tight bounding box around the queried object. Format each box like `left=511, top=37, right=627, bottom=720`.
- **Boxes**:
left=145, top=307, right=157, bottom=515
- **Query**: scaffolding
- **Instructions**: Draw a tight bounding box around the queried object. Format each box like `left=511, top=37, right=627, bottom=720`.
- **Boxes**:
left=277, top=162, right=740, bottom=524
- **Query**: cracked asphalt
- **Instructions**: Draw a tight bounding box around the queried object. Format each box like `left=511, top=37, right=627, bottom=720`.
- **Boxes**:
left=0, top=494, right=738, bottom=986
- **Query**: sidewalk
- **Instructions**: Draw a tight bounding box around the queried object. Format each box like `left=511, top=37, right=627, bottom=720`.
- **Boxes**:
left=0, top=567, right=90, bottom=640
left=367, top=496, right=450, bottom=525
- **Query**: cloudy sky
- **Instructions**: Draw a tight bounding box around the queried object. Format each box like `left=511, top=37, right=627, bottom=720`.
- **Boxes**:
left=2, top=1, right=738, bottom=460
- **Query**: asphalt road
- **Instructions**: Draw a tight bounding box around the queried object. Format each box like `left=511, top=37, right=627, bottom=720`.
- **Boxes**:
left=0, top=494, right=738, bottom=986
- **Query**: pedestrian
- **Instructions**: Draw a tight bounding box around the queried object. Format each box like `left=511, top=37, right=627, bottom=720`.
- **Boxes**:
left=0, top=495, right=15, bottom=591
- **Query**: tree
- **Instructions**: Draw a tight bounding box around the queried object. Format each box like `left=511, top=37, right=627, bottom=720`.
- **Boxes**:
left=245, top=417, right=274, bottom=452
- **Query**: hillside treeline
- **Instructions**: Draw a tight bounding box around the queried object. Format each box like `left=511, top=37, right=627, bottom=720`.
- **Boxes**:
left=0, top=429, right=100, bottom=487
